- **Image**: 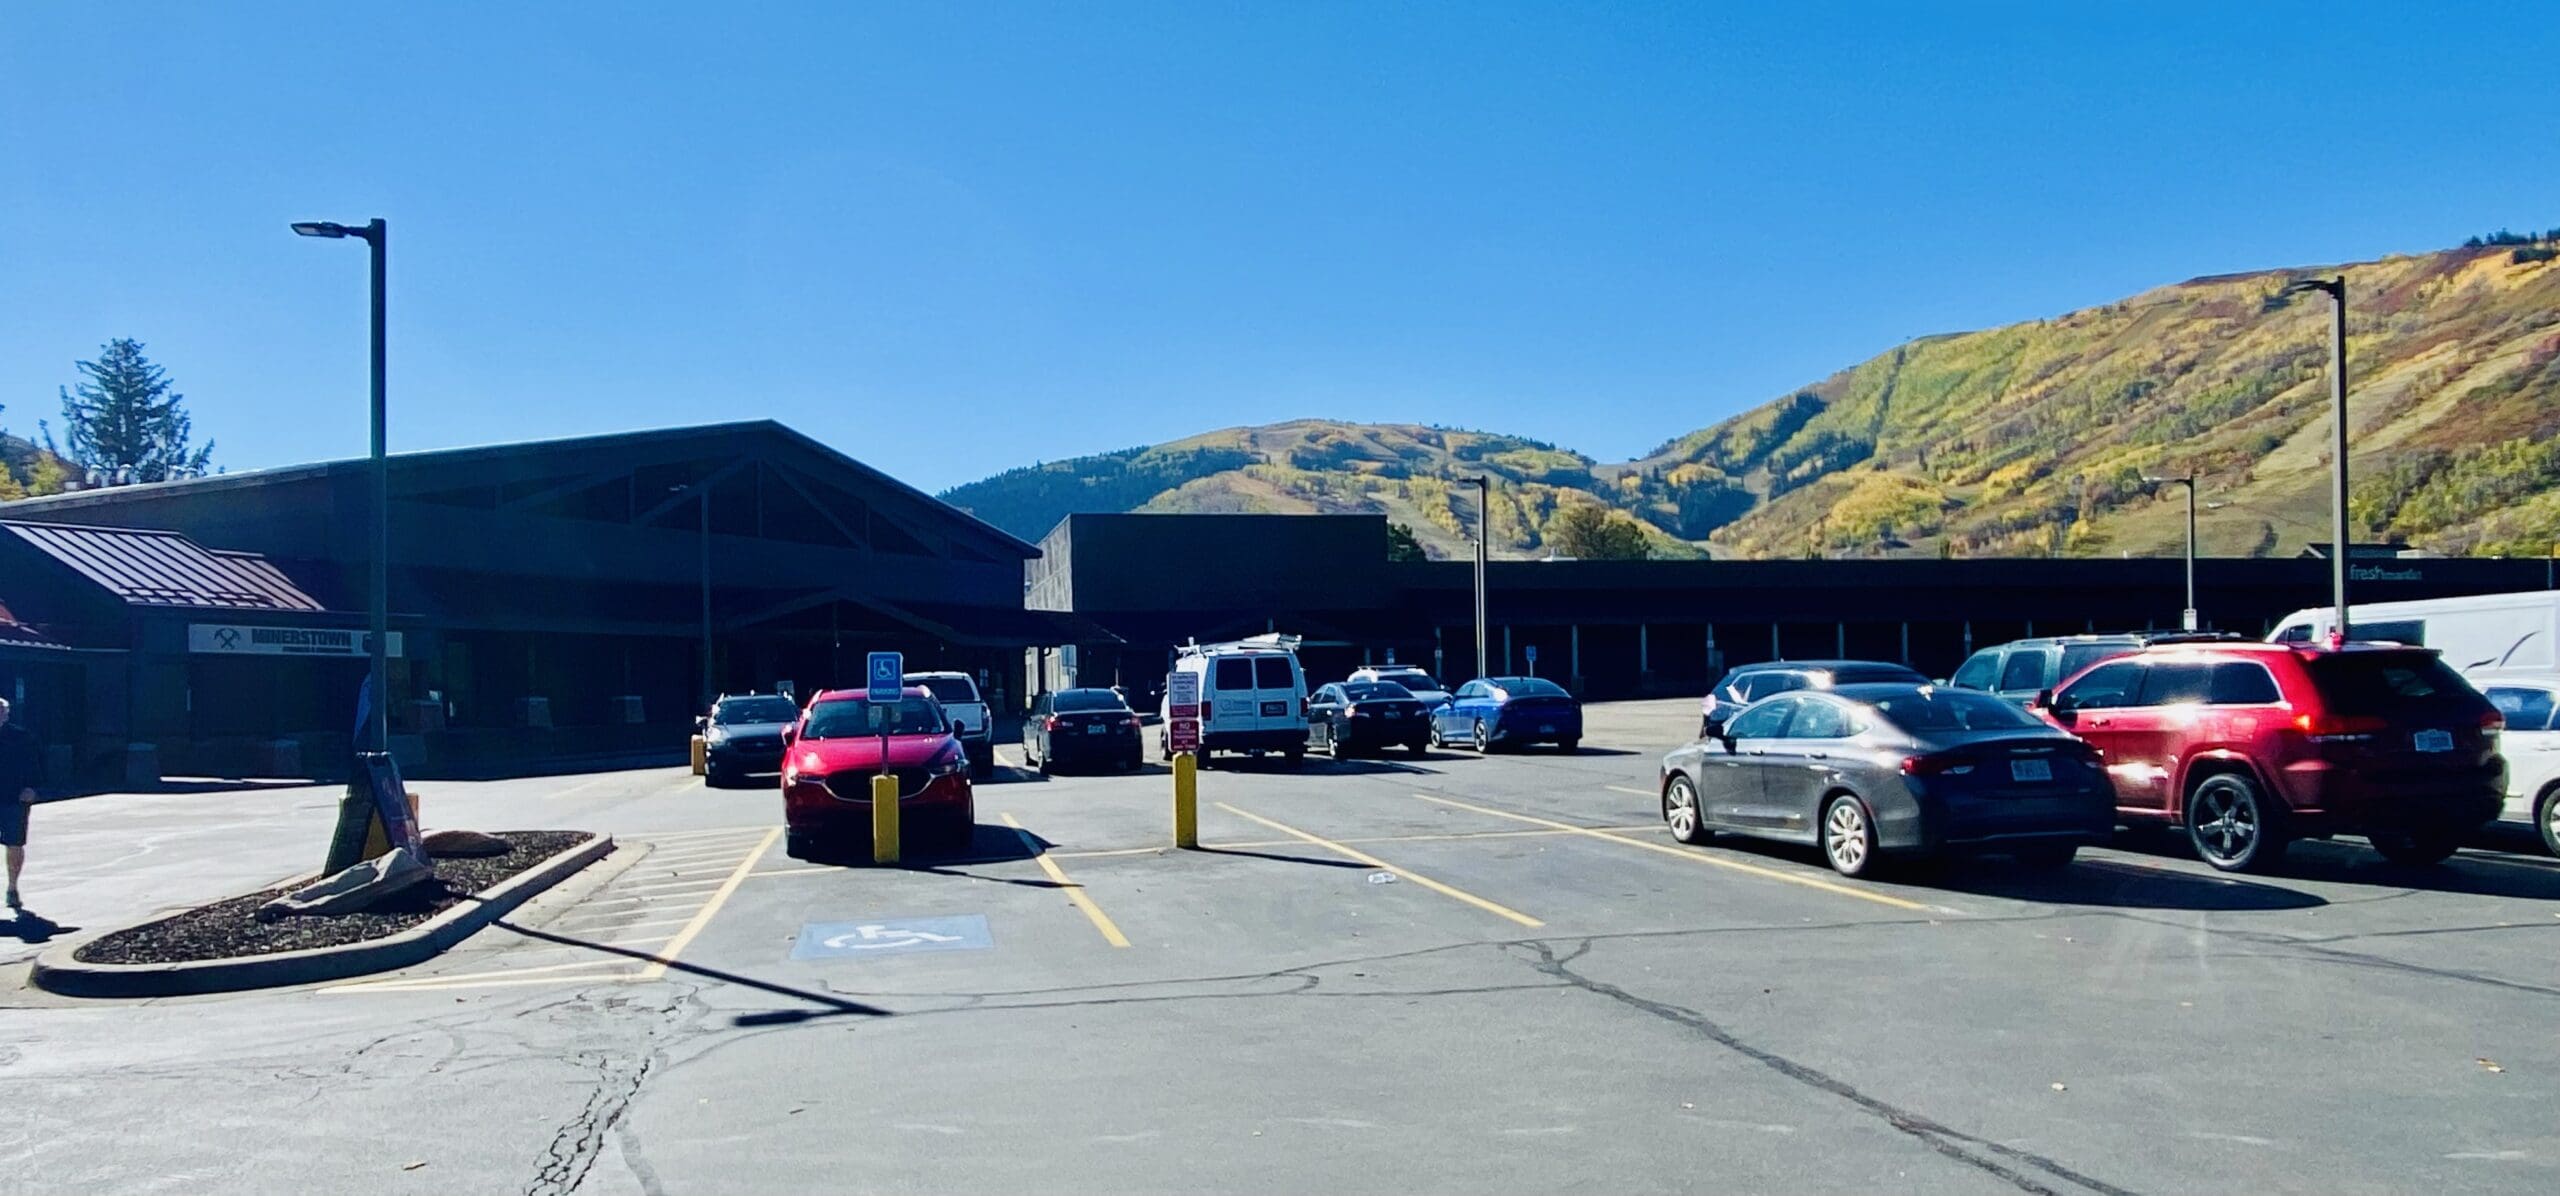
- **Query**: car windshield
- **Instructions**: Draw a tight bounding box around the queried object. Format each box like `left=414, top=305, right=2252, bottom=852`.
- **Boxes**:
left=1343, top=682, right=1414, bottom=700
left=801, top=696, right=946, bottom=738
left=2303, top=652, right=2477, bottom=715
left=1869, top=689, right=2047, bottom=733
left=2058, top=642, right=2134, bottom=681
left=912, top=676, right=978, bottom=704
left=712, top=697, right=799, bottom=725
left=1374, top=670, right=1439, bottom=690
left=1054, top=689, right=1127, bottom=712
left=1497, top=678, right=1569, bottom=698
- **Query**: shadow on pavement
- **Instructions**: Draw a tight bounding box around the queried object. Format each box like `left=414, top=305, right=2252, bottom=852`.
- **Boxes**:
left=2107, top=828, right=2560, bottom=900
left=1932, top=855, right=2326, bottom=911
left=0, top=910, right=72, bottom=944
left=493, top=919, right=890, bottom=1026
left=1192, top=845, right=1375, bottom=871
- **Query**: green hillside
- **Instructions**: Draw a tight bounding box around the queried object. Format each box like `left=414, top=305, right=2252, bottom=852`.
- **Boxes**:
left=939, top=421, right=1699, bottom=560
left=942, top=240, right=2560, bottom=561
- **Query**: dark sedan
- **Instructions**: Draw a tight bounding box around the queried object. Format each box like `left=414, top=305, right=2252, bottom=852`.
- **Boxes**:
left=1308, top=681, right=1431, bottom=757
left=700, top=694, right=801, bottom=788
left=1430, top=676, right=1582, bottom=752
left=1023, top=688, right=1143, bottom=773
left=1658, top=684, right=2113, bottom=876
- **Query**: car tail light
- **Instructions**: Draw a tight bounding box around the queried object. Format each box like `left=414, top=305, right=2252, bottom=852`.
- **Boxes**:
left=1900, top=753, right=1975, bottom=777
left=1122, top=716, right=1142, bottom=729
left=1043, top=716, right=1063, bottom=732
left=2481, top=709, right=2508, bottom=732
left=2294, top=712, right=2387, bottom=741
left=1342, top=702, right=1360, bottom=719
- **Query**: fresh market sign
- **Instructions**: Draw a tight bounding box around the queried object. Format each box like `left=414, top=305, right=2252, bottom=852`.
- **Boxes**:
left=188, top=623, right=404, bottom=658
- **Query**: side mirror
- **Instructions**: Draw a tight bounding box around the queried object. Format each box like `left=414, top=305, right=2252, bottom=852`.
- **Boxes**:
left=2032, top=689, right=2055, bottom=711
left=951, top=716, right=966, bottom=735
left=782, top=726, right=798, bottom=745
left=694, top=715, right=710, bottom=733
left=1716, top=732, right=1739, bottom=754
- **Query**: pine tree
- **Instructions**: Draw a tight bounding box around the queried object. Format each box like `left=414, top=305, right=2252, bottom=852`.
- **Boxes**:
left=50, top=339, right=214, bottom=484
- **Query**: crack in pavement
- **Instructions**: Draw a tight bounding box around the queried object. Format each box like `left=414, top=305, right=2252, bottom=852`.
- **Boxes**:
left=1511, top=937, right=2140, bottom=1196
left=527, top=1050, right=654, bottom=1196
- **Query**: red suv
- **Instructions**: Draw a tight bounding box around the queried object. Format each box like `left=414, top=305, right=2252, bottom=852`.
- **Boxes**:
left=781, top=687, right=977, bottom=860
left=2036, top=643, right=2504, bottom=871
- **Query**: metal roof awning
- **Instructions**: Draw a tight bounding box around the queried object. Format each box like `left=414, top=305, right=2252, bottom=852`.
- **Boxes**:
left=1, top=521, right=326, bottom=611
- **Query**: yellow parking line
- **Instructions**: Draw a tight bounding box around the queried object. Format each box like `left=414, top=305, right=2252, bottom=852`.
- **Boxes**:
left=1412, top=793, right=1932, bottom=912
left=1001, top=813, right=1131, bottom=948
left=642, top=825, right=773, bottom=842
left=635, top=825, right=781, bottom=982
left=1215, top=803, right=1544, bottom=929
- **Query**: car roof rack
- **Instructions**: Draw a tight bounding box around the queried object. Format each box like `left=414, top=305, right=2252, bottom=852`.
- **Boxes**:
left=1178, top=633, right=1304, bottom=657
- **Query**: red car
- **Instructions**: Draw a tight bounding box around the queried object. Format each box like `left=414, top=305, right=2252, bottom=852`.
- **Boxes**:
left=781, top=687, right=976, bottom=860
left=2036, top=642, right=2504, bottom=872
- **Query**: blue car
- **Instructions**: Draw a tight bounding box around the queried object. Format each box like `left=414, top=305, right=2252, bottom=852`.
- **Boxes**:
left=1428, top=676, right=1583, bottom=753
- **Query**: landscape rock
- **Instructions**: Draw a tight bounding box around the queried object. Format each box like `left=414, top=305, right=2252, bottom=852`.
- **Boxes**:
left=256, top=847, right=431, bottom=921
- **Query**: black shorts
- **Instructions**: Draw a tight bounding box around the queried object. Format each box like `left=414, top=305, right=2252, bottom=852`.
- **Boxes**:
left=0, top=798, right=27, bottom=847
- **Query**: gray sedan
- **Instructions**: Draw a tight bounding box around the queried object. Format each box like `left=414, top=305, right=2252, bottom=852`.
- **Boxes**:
left=1656, top=684, right=2114, bottom=876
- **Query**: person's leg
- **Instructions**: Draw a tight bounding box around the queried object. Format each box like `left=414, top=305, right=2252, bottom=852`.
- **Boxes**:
left=4, top=844, right=20, bottom=905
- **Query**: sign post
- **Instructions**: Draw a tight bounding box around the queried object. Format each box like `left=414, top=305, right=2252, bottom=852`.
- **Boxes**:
left=1524, top=643, right=1539, bottom=677
left=1166, top=670, right=1201, bottom=848
left=868, top=651, right=903, bottom=865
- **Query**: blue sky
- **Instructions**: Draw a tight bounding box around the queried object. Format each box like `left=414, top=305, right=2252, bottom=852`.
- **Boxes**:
left=3, top=3, right=2554, bottom=493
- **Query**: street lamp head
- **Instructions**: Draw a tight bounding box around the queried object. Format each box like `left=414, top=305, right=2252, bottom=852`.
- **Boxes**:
left=291, top=221, right=352, bottom=239
left=2279, top=276, right=2344, bottom=299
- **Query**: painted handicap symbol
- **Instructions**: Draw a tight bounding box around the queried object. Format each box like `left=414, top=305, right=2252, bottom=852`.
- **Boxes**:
left=793, top=914, right=991, bottom=960
left=822, top=924, right=966, bottom=950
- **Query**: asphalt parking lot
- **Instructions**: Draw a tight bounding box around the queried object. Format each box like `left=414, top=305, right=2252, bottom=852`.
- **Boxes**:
left=5, top=697, right=2559, bottom=1194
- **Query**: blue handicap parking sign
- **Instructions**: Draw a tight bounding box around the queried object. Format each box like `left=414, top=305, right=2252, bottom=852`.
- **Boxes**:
left=792, top=915, right=991, bottom=960
left=867, top=651, right=904, bottom=701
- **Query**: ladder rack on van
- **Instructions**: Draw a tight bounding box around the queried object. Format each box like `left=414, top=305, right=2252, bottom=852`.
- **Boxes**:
left=1177, top=633, right=1303, bottom=658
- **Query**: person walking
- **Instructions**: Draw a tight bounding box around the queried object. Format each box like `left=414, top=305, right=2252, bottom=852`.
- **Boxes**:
left=0, top=697, right=39, bottom=910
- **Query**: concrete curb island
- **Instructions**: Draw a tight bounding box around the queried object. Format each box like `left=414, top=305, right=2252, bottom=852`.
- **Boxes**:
left=30, top=832, right=615, bottom=998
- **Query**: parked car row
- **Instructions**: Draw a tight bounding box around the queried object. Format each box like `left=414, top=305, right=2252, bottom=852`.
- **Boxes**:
left=1664, top=628, right=2529, bottom=878
left=1150, top=637, right=1587, bottom=767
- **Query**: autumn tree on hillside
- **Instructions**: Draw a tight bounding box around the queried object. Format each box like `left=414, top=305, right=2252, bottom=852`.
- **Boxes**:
left=1547, top=503, right=1649, bottom=560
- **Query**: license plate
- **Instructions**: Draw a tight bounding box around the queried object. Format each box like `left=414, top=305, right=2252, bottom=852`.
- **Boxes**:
left=2009, top=758, right=2053, bottom=783
left=2414, top=729, right=2453, bottom=753
left=1261, top=701, right=1289, bottom=717
left=1086, top=725, right=1107, bottom=735
left=1539, top=725, right=1556, bottom=734
left=1381, top=710, right=1401, bottom=719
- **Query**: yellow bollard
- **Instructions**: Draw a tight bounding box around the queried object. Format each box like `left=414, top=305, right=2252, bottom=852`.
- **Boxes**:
left=1172, top=751, right=1198, bottom=848
left=872, top=772, right=900, bottom=864
left=690, top=735, right=707, bottom=776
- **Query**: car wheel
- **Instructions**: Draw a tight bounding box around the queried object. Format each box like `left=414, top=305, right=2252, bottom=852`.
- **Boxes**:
left=2538, top=784, right=2560, bottom=858
left=1820, top=794, right=1880, bottom=877
left=2368, top=827, right=2462, bottom=867
left=1409, top=739, right=1428, bottom=758
left=784, top=830, right=823, bottom=862
left=926, top=814, right=975, bottom=856
left=2013, top=843, right=2077, bottom=870
left=1473, top=719, right=1492, bottom=753
left=1664, top=774, right=1712, bottom=845
left=1284, top=747, right=1305, bottom=767
left=1035, top=745, right=1053, bottom=776
left=2185, top=773, right=2287, bottom=873
left=1428, top=722, right=1445, bottom=749
left=1558, top=738, right=1580, bottom=754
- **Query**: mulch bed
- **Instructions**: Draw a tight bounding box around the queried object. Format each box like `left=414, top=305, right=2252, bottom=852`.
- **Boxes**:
left=72, top=830, right=591, bottom=966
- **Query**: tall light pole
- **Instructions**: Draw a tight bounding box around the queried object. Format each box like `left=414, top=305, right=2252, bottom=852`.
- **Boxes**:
left=2142, top=474, right=2198, bottom=630
left=292, top=218, right=389, bottom=754
left=1467, top=476, right=1490, bottom=682
left=2282, top=276, right=2350, bottom=646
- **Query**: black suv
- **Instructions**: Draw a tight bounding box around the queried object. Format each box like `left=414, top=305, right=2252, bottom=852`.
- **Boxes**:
left=1949, top=632, right=2249, bottom=705
left=1699, top=659, right=1927, bottom=737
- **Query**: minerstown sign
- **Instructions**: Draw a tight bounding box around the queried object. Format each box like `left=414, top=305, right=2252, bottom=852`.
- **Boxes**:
left=188, top=623, right=405, bottom=658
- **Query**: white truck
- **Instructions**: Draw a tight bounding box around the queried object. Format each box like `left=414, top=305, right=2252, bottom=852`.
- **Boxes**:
left=1160, top=634, right=1309, bottom=767
left=905, top=670, right=993, bottom=776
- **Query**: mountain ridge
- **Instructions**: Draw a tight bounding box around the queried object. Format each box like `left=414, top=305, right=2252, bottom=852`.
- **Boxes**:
left=940, top=241, right=2560, bottom=560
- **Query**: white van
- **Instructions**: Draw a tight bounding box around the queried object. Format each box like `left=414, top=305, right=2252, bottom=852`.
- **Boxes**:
left=1162, top=636, right=1309, bottom=765
left=2267, top=592, right=2560, bottom=675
